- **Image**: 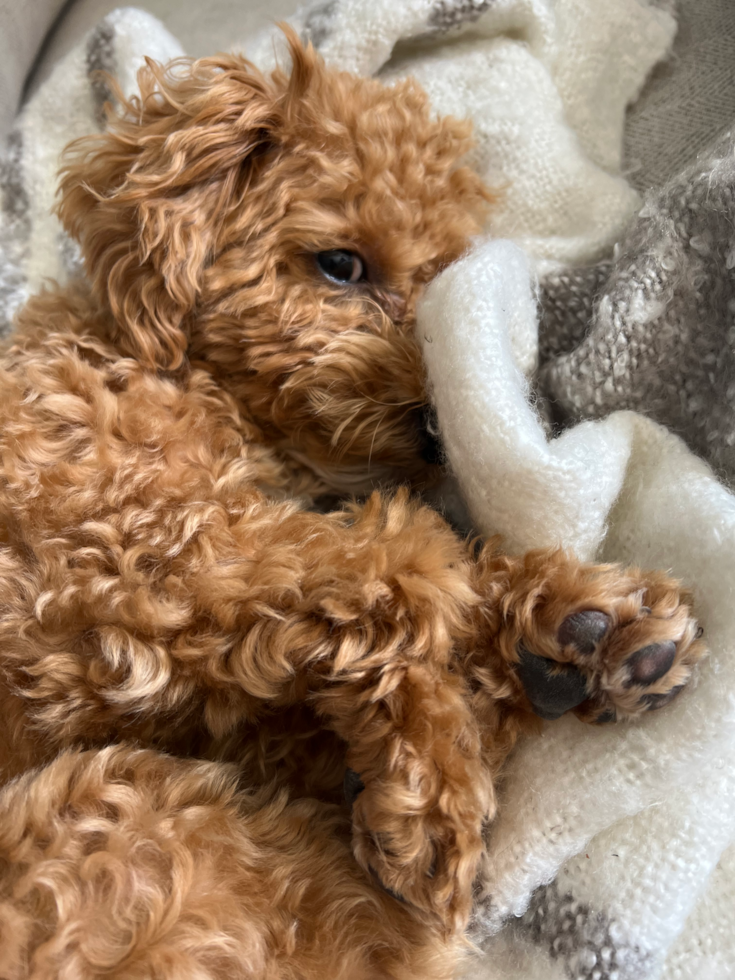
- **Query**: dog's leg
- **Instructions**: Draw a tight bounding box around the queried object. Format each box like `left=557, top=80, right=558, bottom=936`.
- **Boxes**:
left=0, top=477, right=703, bottom=933
left=324, top=656, right=491, bottom=934
left=213, top=489, right=493, bottom=933
left=0, top=482, right=493, bottom=930
left=465, top=545, right=705, bottom=728
left=0, top=746, right=460, bottom=980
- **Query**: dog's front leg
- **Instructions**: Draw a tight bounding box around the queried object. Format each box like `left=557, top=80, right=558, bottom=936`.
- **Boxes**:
left=463, top=545, right=705, bottom=728
left=212, top=488, right=493, bottom=933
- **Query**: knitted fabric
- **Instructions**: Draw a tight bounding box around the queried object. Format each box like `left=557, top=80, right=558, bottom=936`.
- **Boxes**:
left=539, top=128, right=735, bottom=488
left=623, top=0, right=735, bottom=194
left=245, top=0, right=675, bottom=268
left=420, top=239, right=735, bottom=980
left=0, top=0, right=67, bottom=142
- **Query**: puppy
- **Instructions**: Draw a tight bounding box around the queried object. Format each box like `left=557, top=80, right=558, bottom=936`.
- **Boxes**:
left=0, top=30, right=704, bottom=980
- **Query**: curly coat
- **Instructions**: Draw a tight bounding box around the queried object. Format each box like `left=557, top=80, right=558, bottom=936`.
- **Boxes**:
left=0, top=30, right=703, bottom=980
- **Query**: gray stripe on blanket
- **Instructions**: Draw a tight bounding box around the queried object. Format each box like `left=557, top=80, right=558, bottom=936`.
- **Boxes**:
left=87, top=19, right=117, bottom=129
left=0, top=130, right=29, bottom=222
left=539, top=263, right=612, bottom=364
left=50, top=15, right=121, bottom=283
left=428, top=0, right=495, bottom=33
left=539, top=126, right=735, bottom=485
left=301, top=1, right=340, bottom=50
left=516, top=881, right=651, bottom=980
left=0, top=128, right=31, bottom=336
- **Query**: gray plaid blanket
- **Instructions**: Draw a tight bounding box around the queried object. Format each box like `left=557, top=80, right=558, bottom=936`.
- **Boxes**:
left=539, top=127, right=735, bottom=488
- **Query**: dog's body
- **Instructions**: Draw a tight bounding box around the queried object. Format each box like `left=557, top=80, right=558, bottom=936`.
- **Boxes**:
left=0, top=35, right=704, bottom=980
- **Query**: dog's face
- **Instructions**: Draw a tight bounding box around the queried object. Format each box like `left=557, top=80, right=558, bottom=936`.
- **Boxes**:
left=59, top=32, right=488, bottom=490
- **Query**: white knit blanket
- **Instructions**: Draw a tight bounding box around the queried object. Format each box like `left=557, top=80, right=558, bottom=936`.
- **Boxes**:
left=423, top=242, right=735, bottom=980
left=1, top=4, right=734, bottom=979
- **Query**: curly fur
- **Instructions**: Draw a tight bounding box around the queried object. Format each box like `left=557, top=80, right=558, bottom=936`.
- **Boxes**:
left=0, top=746, right=464, bottom=980
left=0, top=30, right=704, bottom=979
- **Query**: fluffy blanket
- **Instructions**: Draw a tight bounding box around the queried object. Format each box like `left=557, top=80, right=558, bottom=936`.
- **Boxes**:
left=1, top=3, right=734, bottom=979
left=540, top=127, right=735, bottom=488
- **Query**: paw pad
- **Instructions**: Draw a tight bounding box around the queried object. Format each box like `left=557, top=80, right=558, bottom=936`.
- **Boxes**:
left=557, top=610, right=610, bottom=654
left=509, top=566, right=703, bottom=726
left=625, top=641, right=676, bottom=687
left=517, top=599, right=701, bottom=721
left=516, top=647, right=589, bottom=720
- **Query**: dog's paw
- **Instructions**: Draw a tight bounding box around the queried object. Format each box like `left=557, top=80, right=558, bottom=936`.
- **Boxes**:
left=512, top=570, right=705, bottom=723
left=344, top=761, right=486, bottom=933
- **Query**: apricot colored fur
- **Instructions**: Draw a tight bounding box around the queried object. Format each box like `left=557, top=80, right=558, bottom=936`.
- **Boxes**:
left=0, top=31, right=704, bottom=979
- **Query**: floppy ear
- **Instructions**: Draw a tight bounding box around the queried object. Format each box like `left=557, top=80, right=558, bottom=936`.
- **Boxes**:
left=57, top=50, right=295, bottom=370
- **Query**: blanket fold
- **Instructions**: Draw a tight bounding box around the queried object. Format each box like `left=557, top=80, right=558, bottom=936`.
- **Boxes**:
left=419, top=237, right=735, bottom=980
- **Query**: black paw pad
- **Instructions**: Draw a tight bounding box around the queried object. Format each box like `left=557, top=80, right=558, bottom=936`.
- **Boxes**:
left=625, top=641, right=676, bottom=687
left=643, top=684, right=685, bottom=711
left=517, top=647, right=590, bottom=720
left=557, top=610, right=611, bottom=655
left=344, top=768, right=365, bottom=806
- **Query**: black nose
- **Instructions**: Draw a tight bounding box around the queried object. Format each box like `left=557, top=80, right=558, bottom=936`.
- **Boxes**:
left=417, top=407, right=444, bottom=466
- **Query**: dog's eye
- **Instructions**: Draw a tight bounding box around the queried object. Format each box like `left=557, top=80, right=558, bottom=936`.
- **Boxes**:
left=315, top=250, right=365, bottom=284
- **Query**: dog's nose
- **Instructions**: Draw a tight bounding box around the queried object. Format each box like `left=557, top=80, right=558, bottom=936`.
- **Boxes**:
left=417, top=407, right=444, bottom=465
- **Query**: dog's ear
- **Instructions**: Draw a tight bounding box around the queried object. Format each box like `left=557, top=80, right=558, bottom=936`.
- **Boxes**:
left=58, top=34, right=317, bottom=370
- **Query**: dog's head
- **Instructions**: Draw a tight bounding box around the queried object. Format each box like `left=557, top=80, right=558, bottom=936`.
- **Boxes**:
left=59, top=30, right=489, bottom=491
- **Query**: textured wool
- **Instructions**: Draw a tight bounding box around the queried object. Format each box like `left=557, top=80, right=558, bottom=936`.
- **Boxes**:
left=539, top=126, right=735, bottom=489
left=419, top=239, right=735, bottom=980
left=247, top=0, right=674, bottom=268
left=0, top=0, right=67, bottom=141
left=623, top=0, right=735, bottom=194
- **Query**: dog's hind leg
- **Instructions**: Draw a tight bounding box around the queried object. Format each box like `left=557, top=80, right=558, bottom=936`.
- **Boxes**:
left=0, top=745, right=461, bottom=980
left=208, top=488, right=494, bottom=933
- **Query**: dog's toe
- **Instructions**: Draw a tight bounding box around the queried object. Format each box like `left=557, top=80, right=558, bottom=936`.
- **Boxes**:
left=557, top=610, right=611, bottom=655
left=516, top=646, right=589, bottom=720
left=594, top=708, right=617, bottom=723
left=624, top=641, right=677, bottom=687
left=642, top=684, right=686, bottom=711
